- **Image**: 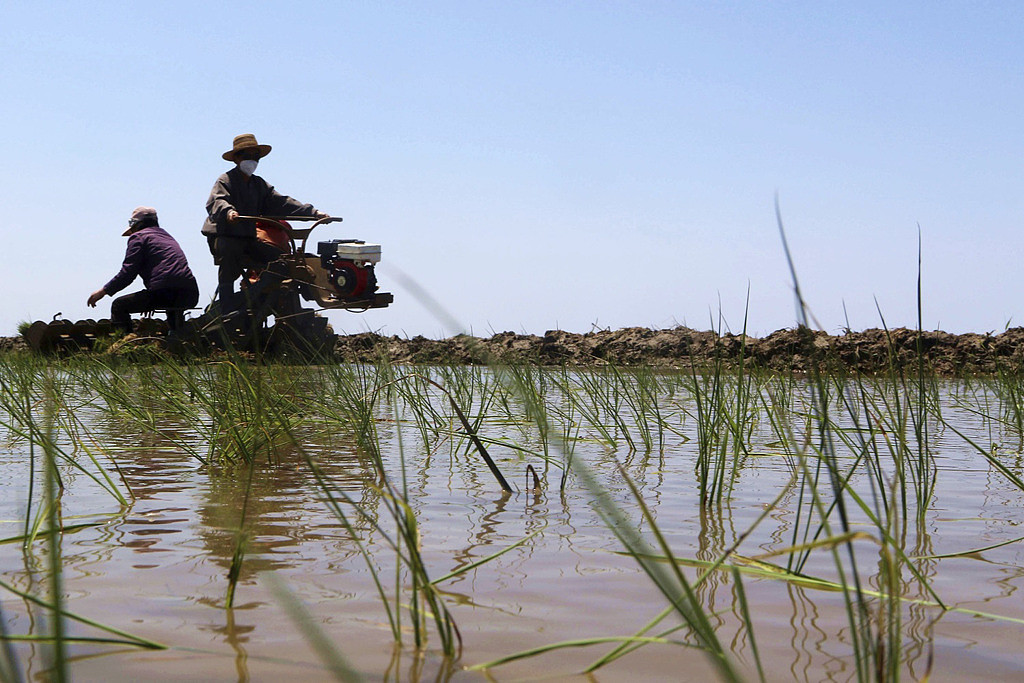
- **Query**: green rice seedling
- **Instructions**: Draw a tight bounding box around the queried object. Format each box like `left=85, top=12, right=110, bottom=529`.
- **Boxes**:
left=589, top=368, right=634, bottom=454
left=313, top=356, right=513, bottom=491
left=434, top=367, right=513, bottom=479
left=331, top=335, right=741, bottom=667
left=947, top=377, right=1012, bottom=452
left=758, top=382, right=828, bottom=573
left=0, top=577, right=165, bottom=649
left=753, top=357, right=945, bottom=677
left=438, top=352, right=750, bottom=677
left=846, top=372, right=934, bottom=528
left=0, top=356, right=47, bottom=546
left=573, top=368, right=635, bottom=451
left=772, top=204, right=951, bottom=680
left=785, top=389, right=882, bottom=679
left=0, top=368, right=164, bottom=681
left=418, top=332, right=805, bottom=676
left=392, top=369, right=446, bottom=456
left=549, top=370, right=618, bottom=450
left=79, top=356, right=239, bottom=469
left=303, top=455, right=401, bottom=645
left=912, top=231, right=940, bottom=500
left=225, top=530, right=249, bottom=610
left=542, top=369, right=583, bottom=490
left=312, top=361, right=387, bottom=476
left=788, top=375, right=946, bottom=605
left=40, top=370, right=68, bottom=682
left=938, top=415, right=1024, bottom=491
left=380, top=372, right=513, bottom=493
left=687, top=364, right=724, bottom=505
left=480, top=367, right=556, bottom=480
left=992, top=364, right=1024, bottom=451
left=825, top=371, right=933, bottom=674
left=385, top=364, right=506, bottom=477
left=581, top=475, right=798, bottom=677
left=875, top=477, right=909, bottom=683
left=471, top=451, right=745, bottom=681
left=722, top=295, right=759, bottom=472
left=497, top=362, right=553, bottom=461
left=604, top=365, right=657, bottom=454
left=870, top=314, right=937, bottom=521
left=86, top=356, right=321, bottom=611
left=676, top=307, right=764, bottom=507
left=774, top=206, right=878, bottom=678
left=684, top=362, right=752, bottom=506
left=631, top=365, right=668, bottom=454
left=433, top=363, right=489, bottom=415
left=297, top=434, right=463, bottom=658
left=175, top=359, right=305, bottom=465
left=0, top=358, right=129, bottom=547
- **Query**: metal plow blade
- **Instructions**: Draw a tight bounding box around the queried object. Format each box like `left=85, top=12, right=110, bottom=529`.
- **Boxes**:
left=23, top=318, right=167, bottom=353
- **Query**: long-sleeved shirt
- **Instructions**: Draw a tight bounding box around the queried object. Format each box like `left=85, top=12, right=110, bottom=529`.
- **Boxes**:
left=201, top=167, right=318, bottom=238
left=104, top=226, right=197, bottom=295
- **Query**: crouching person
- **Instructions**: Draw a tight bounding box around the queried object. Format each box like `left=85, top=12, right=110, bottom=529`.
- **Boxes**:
left=88, top=207, right=200, bottom=335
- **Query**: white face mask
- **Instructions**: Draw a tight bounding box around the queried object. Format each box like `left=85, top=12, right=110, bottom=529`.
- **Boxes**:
left=239, top=159, right=258, bottom=176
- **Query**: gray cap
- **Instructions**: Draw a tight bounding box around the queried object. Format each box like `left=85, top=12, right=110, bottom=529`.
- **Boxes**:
left=124, top=206, right=158, bottom=236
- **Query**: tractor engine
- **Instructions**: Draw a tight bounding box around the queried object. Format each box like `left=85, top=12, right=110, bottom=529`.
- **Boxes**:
left=316, top=240, right=381, bottom=301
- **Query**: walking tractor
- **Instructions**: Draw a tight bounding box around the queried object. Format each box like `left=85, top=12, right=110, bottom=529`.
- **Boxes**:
left=24, top=215, right=393, bottom=354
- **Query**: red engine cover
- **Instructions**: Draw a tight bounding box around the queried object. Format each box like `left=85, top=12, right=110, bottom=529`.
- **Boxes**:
left=330, top=259, right=372, bottom=298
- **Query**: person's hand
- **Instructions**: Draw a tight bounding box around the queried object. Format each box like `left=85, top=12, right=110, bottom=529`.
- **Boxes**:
left=227, top=209, right=240, bottom=223
left=87, top=289, right=105, bottom=307
left=314, top=210, right=329, bottom=219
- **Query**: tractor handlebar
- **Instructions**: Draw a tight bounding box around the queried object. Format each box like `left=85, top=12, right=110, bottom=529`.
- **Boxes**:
left=235, top=215, right=343, bottom=253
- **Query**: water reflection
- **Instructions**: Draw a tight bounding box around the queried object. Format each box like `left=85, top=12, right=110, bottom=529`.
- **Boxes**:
left=194, top=443, right=374, bottom=587
left=8, top=372, right=1024, bottom=679
left=903, top=524, right=939, bottom=680
left=445, top=491, right=513, bottom=584
left=113, top=447, right=195, bottom=568
left=696, top=502, right=731, bottom=630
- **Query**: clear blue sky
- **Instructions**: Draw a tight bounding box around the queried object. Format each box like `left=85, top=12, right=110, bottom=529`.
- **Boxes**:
left=3, top=2, right=1022, bottom=338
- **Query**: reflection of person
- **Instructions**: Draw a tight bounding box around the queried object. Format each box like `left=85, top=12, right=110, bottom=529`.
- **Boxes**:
left=200, top=134, right=328, bottom=304
left=88, top=207, right=199, bottom=334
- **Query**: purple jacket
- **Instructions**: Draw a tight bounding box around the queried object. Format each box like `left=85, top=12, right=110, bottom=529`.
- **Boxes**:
left=104, top=226, right=198, bottom=295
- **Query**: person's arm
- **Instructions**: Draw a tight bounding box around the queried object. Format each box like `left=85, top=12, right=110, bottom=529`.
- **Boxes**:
left=262, top=180, right=326, bottom=218
left=206, top=174, right=238, bottom=225
left=101, top=235, right=145, bottom=296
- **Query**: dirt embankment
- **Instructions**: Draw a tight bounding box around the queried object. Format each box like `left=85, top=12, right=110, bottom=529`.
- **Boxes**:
left=331, top=326, right=1024, bottom=375
left=4, top=326, right=1024, bottom=374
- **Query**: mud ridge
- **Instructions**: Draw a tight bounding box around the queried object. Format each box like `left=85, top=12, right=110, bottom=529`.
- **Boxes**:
left=5, top=326, right=1024, bottom=374
left=331, top=326, right=1024, bottom=375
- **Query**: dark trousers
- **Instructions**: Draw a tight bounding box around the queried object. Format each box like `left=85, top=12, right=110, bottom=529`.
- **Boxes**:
left=110, top=283, right=200, bottom=333
left=208, top=235, right=284, bottom=300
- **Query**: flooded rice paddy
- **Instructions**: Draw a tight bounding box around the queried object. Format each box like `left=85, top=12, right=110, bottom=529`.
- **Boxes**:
left=2, top=358, right=1024, bottom=681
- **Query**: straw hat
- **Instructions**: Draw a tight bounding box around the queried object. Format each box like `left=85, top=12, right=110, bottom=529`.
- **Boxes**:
left=123, top=206, right=157, bottom=236
left=222, top=133, right=272, bottom=162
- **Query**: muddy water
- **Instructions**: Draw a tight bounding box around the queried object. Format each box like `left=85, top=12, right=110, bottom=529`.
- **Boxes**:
left=2, top=375, right=1024, bottom=681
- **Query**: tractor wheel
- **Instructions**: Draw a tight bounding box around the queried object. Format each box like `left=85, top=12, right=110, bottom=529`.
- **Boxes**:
left=268, top=316, right=335, bottom=360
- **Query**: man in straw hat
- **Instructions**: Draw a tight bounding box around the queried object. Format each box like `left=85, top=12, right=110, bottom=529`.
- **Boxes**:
left=201, top=133, right=329, bottom=307
left=88, top=206, right=200, bottom=334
